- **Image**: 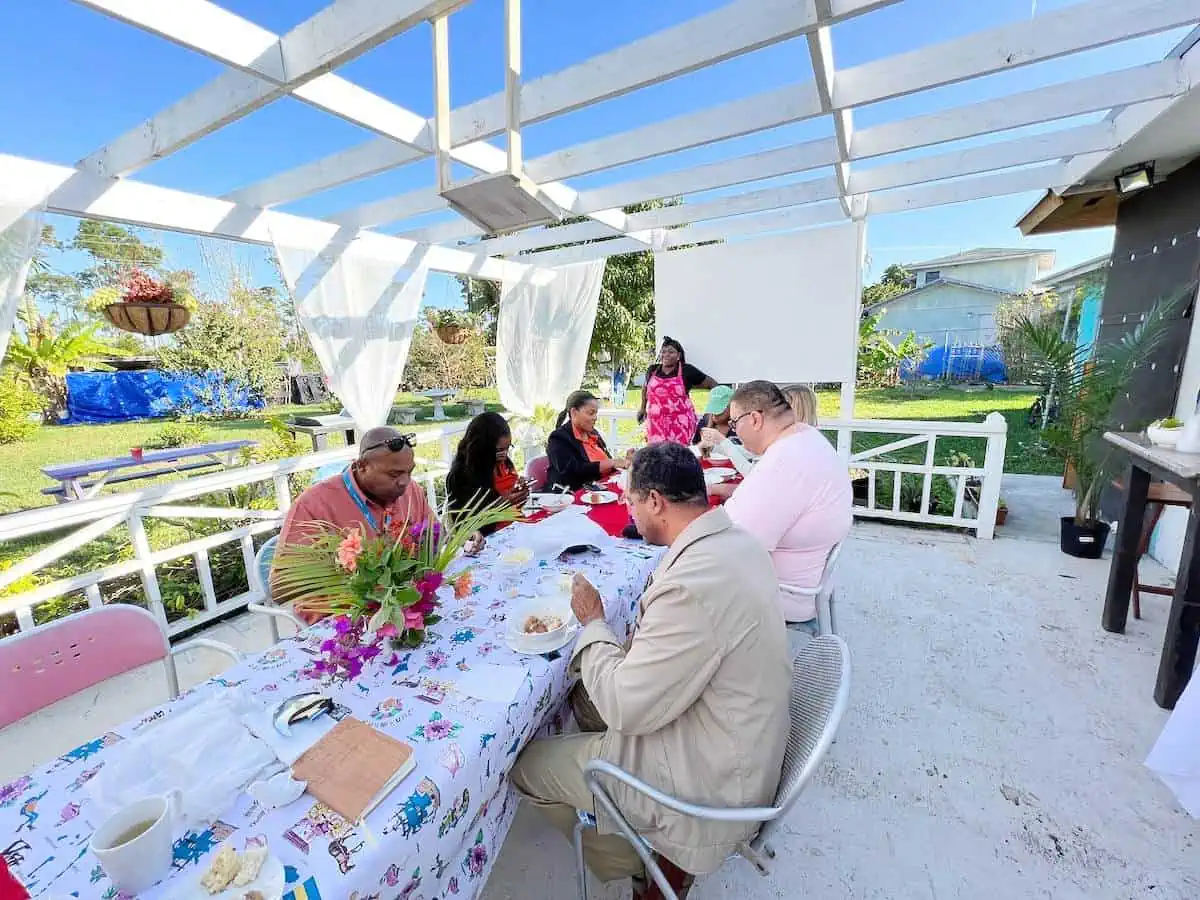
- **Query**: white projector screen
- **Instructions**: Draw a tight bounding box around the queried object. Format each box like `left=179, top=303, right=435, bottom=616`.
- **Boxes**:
left=654, top=222, right=864, bottom=384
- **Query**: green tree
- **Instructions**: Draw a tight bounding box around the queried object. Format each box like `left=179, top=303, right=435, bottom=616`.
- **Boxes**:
left=856, top=311, right=929, bottom=387
left=3, top=300, right=131, bottom=421
left=158, top=281, right=287, bottom=414
left=862, top=263, right=913, bottom=308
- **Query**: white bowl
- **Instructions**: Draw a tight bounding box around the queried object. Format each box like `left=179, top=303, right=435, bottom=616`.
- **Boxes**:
left=1147, top=424, right=1183, bottom=448
left=510, top=596, right=576, bottom=651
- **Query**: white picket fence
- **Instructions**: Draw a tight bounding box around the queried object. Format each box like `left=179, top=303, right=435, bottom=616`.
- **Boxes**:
left=0, top=409, right=1005, bottom=637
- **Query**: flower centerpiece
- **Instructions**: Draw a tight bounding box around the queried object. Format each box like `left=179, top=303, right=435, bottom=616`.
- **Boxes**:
left=272, top=498, right=515, bottom=669
left=99, top=269, right=194, bottom=336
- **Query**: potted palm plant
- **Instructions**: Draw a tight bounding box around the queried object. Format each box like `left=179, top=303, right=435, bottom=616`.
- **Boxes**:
left=1015, top=295, right=1180, bottom=559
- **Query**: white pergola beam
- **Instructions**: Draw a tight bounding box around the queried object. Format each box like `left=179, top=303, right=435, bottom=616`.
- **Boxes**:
left=849, top=59, right=1185, bottom=160
left=0, top=153, right=533, bottom=283
left=574, top=138, right=840, bottom=215
left=75, top=0, right=464, bottom=178
left=835, top=0, right=1200, bottom=109
left=626, top=177, right=842, bottom=230
left=471, top=220, right=619, bottom=257
left=268, top=0, right=889, bottom=217
left=864, top=163, right=1067, bottom=215
left=396, top=219, right=485, bottom=245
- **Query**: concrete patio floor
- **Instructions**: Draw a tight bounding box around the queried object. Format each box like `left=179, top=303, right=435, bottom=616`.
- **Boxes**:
left=4, top=479, right=1198, bottom=899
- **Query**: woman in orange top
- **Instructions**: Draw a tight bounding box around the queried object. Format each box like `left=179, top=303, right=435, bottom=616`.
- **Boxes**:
left=545, top=390, right=630, bottom=491
left=446, top=411, right=530, bottom=535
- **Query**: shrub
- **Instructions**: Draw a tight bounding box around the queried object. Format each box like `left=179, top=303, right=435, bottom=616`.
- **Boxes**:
left=0, top=373, right=42, bottom=444
left=143, top=421, right=211, bottom=449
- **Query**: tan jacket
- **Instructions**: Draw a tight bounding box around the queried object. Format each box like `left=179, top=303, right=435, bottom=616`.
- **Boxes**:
left=570, top=507, right=791, bottom=874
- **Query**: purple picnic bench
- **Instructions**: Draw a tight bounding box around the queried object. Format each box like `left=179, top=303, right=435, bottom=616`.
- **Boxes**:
left=39, top=440, right=258, bottom=501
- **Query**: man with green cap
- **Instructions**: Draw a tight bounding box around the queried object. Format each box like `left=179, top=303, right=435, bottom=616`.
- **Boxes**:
left=691, top=385, right=735, bottom=445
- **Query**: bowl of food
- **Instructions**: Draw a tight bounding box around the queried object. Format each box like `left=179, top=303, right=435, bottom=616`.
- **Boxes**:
left=1148, top=417, right=1185, bottom=448
left=527, top=493, right=574, bottom=512
left=510, top=596, right=576, bottom=651
left=580, top=490, right=618, bottom=505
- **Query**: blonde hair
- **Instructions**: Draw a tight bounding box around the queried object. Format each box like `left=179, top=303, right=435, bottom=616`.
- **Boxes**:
left=782, top=383, right=819, bottom=426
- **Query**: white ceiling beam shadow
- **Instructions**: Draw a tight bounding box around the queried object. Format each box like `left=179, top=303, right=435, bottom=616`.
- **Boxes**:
left=849, top=59, right=1185, bottom=160
left=574, top=138, right=840, bottom=215
left=395, top=219, right=486, bottom=245
left=805, top=16, right=853, bottom=217
left=0, top=153, right=532, bottom=283
left=272, top=0, right=892, bottom=217
left=834, top=0, right=1200, bottom=110
left=849, top=122, right=1114, bottom=194
left=863, top=162, right=1067, bottom=215
left=75, top=0, right=466, bottom=178
left=447, top=0, right=898, bottom=149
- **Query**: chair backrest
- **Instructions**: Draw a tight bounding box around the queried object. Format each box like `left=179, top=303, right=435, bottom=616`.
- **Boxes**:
left=526, top=454, right=550, bottom=489
left=779, top=538, right=844, bottom=635
left=0, top=605, right=170, bottom=728
left=253, top=535, right=279, bottom=602
left=756, top=634, right=851, bottom=847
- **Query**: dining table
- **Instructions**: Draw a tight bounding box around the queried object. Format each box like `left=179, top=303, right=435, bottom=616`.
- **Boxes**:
left=0, top=515, right=664, bottom=899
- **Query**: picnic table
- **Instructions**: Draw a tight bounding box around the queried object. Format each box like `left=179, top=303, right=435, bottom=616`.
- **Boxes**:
left=0, top=528, right=662, bottom=900
left=421, top=388, right=458, bottom=422
left=285, top=414, right=358, bottom=452
left=40, top=440, right=257, bottom=501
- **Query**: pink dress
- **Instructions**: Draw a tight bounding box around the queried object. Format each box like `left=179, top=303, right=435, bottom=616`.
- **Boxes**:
left=645, top=367, right=698, bottom=445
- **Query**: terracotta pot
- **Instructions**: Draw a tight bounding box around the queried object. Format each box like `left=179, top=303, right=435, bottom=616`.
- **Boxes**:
left=104, top=301, right=190, bottom=336
left=436, top=325, right=470, bottom=345
left=995, top=506, right=1008, bottom=526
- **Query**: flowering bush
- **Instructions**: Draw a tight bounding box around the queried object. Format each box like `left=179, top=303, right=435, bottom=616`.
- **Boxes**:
left=272, top=496, right=515, bottom=673
left=121, top=269, right=175, bottom=304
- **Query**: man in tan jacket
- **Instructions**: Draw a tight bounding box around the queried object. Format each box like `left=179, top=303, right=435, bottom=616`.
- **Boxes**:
left=510, top=441, right=791, bottom=899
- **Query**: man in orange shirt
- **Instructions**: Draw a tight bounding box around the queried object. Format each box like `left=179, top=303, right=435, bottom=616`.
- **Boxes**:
left=271, top=427, right=435, bottom=616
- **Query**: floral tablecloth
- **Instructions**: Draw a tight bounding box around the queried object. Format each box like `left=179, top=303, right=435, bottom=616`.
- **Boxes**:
left=0, top=530, right=662, bottom=900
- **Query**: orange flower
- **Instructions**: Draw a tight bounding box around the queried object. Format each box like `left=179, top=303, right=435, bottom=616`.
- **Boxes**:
left=336, top=528, right=364, bottom=572
left=454, top=571, right=473, bottom=599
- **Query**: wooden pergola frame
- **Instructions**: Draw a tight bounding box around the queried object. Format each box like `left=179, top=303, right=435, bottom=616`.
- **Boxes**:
left=2, top=0, right=1199, bottom=276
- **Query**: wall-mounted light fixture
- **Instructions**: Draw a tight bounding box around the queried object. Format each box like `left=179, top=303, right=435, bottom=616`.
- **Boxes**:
left=1114, top=162, right=1155, bottom=196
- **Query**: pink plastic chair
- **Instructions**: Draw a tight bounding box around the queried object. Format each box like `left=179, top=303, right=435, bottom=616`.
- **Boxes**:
left=526, top=454, right=550, bottom=490
left=0, top=605, right=241, bottom=729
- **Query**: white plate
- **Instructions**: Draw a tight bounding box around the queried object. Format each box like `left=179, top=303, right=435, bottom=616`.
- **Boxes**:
left=708, top=451, right=730, bottom=461
left=579, top=490, right=618, bottom=505
left=526, top=493, right=574, bottom=512
left=703, top=469, right=733, bottom=486
left=505, top=623, right=580, bottom=655
left=179, top=851, right=285, bottom=900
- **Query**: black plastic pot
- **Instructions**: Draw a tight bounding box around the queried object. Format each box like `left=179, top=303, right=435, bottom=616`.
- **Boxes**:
left=1060, top=516, right=1111, bottom=559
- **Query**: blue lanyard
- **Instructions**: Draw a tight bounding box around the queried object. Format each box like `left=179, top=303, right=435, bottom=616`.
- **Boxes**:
left=342, top=467, right=389, bottom=533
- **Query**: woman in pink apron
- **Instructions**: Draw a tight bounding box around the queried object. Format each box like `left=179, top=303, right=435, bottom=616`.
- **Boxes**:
left=638, top=337, right=717, bottom=445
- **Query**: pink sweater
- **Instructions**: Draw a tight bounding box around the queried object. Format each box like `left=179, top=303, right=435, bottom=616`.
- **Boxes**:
left=725, top=426, right=852, bottom=622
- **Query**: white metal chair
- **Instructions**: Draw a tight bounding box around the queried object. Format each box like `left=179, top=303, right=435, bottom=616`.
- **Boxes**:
left=779, top=539, right=844, bottom=636
left=246, top=536, right=306, bottom=644
left=573, top=634, right=852, bottom=900
left=0, top=605, right=242, bottom=728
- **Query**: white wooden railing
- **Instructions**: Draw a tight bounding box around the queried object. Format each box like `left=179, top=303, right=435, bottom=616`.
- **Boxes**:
left=0, top=409, right=1005, bottom=636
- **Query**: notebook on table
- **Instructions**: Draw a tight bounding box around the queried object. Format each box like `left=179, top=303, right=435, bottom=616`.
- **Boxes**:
left=291, top=717, right=416, bottom=823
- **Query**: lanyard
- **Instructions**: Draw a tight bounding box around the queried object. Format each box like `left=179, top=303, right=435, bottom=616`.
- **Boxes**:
left=342, top=467, right=389, bottom=533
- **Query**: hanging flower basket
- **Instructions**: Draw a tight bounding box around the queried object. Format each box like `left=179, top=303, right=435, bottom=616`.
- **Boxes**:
left=100, top=269, right=193, bottom=337
left=103, top=301, right=191, bottom=336
left=436, top=325, right=471, bottom=345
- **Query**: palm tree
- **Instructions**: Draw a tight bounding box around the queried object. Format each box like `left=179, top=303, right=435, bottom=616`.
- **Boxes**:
left=4, top=300, right=130, bottom=422
left=1013, top=292, right=1182, bottom=527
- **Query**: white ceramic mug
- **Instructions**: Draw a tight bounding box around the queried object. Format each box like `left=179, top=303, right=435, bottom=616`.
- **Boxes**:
left=89, top=789, right=182, bottom=894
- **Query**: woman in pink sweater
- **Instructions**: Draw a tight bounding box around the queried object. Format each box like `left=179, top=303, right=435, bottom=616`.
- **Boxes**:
left=713, top=381, right=852, bottom=650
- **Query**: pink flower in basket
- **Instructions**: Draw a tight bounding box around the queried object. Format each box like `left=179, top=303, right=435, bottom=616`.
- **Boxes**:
left=336, top=529, right=364, bottom=572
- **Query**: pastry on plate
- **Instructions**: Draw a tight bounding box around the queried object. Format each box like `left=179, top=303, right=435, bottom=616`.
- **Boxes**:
left=233, top=845, right=268, bottom=887
left=199, top=844, right=239, bottom=894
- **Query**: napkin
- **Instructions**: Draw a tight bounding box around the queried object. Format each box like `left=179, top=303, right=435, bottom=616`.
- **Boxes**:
left=455, top=664, right=528, bottom=703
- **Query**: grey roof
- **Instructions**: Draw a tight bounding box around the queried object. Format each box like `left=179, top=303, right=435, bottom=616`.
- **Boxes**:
left=909, top=247, right=1056, bottom=269
left=1033, top=253, right=1111, bottom=289
left=864, top=277, right=1015, bottom=314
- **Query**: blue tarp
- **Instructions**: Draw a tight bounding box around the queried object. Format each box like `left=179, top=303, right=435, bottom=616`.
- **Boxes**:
left=901, top=345, right=1008, bottom=384
left=63, top=370, right=264, bottom=424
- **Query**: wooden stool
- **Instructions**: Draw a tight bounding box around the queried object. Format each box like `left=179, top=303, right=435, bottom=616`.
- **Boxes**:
left=1116, top=480, right=1193, bottom=618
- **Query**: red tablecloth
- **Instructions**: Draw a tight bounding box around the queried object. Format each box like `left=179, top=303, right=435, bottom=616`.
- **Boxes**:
left=520, top=457, right=742, bottom=538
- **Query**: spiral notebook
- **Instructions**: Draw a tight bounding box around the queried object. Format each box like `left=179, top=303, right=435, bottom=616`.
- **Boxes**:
left=291, top=717, right=416, bottom=823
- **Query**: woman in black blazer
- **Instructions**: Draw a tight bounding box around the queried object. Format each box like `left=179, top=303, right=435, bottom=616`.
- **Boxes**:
left=545, top=390, right=630, bottom=491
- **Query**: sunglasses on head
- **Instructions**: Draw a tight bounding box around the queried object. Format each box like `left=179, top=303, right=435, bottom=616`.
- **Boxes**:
left=361, top=433, right=417, bottom=453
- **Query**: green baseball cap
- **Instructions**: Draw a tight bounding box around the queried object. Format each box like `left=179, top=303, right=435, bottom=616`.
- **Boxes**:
left=704, top=385, right=734, bottom=415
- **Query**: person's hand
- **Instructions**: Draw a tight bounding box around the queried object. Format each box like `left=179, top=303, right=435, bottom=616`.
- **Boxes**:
left=624, top=447, right=636, bottom=461
left=612, top=455, right=631, bottom=471
left=463, top=531, right=485, bottom=557
left=503, top=477, right=530, bottom=507
left=700, top=427, right=726, bottom=450
left=571, top=573, right=605, bottom=626
left=708, top=481, right=737, bottom=501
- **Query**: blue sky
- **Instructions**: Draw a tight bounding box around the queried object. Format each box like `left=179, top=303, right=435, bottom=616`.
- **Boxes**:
left=0, top=0, right=1190, bottom=304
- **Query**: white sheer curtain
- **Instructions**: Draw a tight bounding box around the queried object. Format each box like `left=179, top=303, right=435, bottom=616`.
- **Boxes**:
left=496, top=260, right=605, bottom=418
left=0, top=195, right=48, bottom=364
left=272, top=233, right=429, bottom=431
